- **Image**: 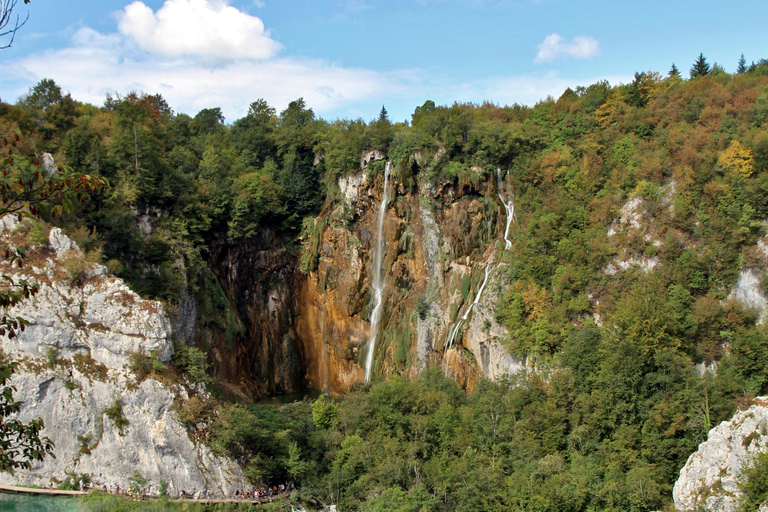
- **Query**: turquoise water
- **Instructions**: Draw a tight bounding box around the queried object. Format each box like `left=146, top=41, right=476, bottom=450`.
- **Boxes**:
left=0, top=493, right=81, bottom=512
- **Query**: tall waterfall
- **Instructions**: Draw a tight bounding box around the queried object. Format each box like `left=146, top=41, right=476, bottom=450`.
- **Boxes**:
left=364, top=162, right=392, bottom=383
left=496, top=168, right=514, bottom=249
left=445, top=264, right=493, bottom=352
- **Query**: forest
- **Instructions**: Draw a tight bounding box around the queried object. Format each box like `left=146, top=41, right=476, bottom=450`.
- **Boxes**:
left=3, top=55, right=768, bottom=511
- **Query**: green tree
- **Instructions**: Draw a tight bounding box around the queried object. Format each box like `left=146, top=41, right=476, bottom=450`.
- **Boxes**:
left=737, top=54, right=747, bottom=74
left=274, top=98, right=322, bottom=219
left=378, top=105, right=389, bottom=124
left=668, top=63, right=682, bottom=78
left=690, top=53, right=711, bottom=78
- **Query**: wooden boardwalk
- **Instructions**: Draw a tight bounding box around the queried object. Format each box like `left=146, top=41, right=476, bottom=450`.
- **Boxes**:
left=0, top=483, right=295, bottom=507
left=0, top=483, right=87, bottom=496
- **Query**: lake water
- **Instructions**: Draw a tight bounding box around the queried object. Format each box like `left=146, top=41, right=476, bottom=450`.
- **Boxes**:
left=0, top=494, right=81, bottom=512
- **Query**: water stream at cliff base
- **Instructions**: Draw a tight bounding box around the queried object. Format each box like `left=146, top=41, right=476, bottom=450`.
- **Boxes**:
left=364, top=162, right=391, bottom=382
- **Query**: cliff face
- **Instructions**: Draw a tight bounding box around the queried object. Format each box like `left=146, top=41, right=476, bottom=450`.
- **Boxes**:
left=206, top=150, right=768, bottom=398
left=205, top=232, right=303, bottom=398
left=674, top=398, right=768, bottom=512
left=0, top=220, right=245, bottom=496
left=200, top=154, right=524, bottom=396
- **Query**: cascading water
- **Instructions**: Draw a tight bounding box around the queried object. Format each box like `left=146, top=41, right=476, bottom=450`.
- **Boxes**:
left=364, top=162, right=392, bottom=383
left=496, top=168, right=514, bottom=249
left=443, top=169, right=515, bottom=371
left=444, top=264, right=493, bottom=353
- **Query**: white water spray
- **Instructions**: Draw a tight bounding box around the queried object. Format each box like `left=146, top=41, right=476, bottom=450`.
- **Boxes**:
left=496, top=168, right=514, bottom=249
left=364, top=162, right=392, bottom=383
left=445, top=264, right=493, bottom=352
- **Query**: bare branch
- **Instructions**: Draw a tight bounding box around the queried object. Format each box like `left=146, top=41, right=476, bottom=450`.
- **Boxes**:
left=0, top=0, right=30, bottom=50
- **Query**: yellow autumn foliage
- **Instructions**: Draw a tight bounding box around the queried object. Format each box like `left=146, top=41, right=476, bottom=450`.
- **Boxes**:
left=718, top=140, right=754, bottom=178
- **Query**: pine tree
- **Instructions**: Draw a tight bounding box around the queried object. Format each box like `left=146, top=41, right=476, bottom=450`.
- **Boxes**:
left=668, top=63, right=681, bottom=79
left=737, top=54, right=747, bottom=74
left=378, top=105, right=390, bottom=124
left=690, top=53, right=711, bottom=79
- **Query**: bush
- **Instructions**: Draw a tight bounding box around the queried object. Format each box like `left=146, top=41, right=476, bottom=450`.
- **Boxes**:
left=416, top=295, right=429, bottom=320
left=104, top=399, right=129, bottom=435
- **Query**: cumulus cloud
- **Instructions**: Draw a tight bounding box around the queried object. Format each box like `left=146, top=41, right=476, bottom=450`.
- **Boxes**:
left=118, top=0, right=281, bottom=62
left=0, top=26, right=417, bottom=120
left=534, top=33, right=600, bottom=63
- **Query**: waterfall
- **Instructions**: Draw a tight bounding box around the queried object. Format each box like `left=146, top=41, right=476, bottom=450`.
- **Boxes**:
left=444, top=264, right=493, bottom=352
left=364, top=162, right=392, bottom=383
left=496, top=168, right=514, bottom=249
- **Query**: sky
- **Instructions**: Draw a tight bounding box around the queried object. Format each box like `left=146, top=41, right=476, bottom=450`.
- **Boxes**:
left=0, top=0, right=765, bottom=124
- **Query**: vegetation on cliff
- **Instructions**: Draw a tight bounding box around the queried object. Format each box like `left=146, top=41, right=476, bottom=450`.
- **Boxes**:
left=2, top=55, right=768, bottom=509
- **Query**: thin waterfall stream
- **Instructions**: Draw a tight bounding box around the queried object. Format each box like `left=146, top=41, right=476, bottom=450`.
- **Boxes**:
left=443, top=168, right=515, bottom=372
left=364, top=162, right=391, bottom=383
left=444, top=264, right=493, bottom=353
left=496, top=167, right=514, bottom=249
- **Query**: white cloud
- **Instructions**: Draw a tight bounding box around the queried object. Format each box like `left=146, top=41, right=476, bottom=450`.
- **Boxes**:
left=534, top=33, right=600, bottom=63
left=0, top=1, right=623, bottom=123
left=0, top=26, right=417, bottom=120
left=117, top=0, right=281, bottom=62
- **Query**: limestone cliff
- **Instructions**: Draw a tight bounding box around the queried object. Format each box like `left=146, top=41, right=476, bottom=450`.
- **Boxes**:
left=293, top=155, right=523, bottom=393
left=199, top=152, right=527, bottom=396
left=674, top=398, right=768, bottom=512
left=0, top=219, right=245, bottom=496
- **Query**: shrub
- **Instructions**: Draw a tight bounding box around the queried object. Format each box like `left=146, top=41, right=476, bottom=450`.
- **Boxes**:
left=104, top=399, right=129, bottom=435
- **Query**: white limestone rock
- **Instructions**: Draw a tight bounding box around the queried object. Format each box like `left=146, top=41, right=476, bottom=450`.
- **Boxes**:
left=0, top=226, right=246, bottom=496
left=339, top=172, right=366, bottom=205
left=48, top=227, right=79, bottom=258
left=673, top=398, right=768, bottom=511
left=729, top=268, right=768, bottom=324
left=465, top=264, right=524, bottom=382
left=360, top=149, right=384, bottom=169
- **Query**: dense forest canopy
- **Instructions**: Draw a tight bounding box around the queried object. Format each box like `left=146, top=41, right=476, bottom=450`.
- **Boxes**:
left=3, top=55, right=768, bottom=510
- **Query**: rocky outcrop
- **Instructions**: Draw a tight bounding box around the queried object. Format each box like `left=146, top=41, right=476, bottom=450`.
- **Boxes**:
left=674, top=398, right=768, bottom=511
left=0, top=223, right=245, bottom=496
left=729, top=268, right=768, bottom=324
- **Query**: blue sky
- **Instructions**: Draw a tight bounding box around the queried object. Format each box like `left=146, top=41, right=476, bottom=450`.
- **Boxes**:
left=0, top=0, right=765, bottom=123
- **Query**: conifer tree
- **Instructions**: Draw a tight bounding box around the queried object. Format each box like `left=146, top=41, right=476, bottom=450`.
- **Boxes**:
left=737, top=54, right=747, bottom=74
left=378, top=105, right=389, bottom=124
left=668, top=63, right=681, bottom=79
left=690, top=53, right=711, bottom=79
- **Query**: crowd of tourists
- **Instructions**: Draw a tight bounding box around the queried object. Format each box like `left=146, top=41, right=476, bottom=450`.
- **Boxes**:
left=228, top=481, right=296, bottom=501
left=50, top=477, right=297, bottom=501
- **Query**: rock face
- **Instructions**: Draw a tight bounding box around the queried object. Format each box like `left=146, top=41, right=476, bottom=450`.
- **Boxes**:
left=290, top=159, right=522, bottom=393
left=673, top=398, right=768, bottom=511
left=0, top=223, right=245, bottom=496
left=200, top=155, right=531, bottom=397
